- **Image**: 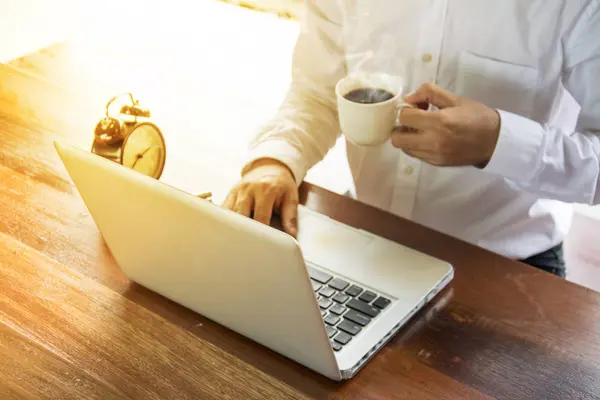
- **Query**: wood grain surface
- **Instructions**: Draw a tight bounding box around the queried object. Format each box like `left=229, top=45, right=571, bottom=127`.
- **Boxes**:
left=0, top=232, right=305, bottom=400
left=1, top=40, right=600, bottom=400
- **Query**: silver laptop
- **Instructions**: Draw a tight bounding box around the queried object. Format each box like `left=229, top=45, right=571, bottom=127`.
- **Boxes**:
left=55, top=141, right=453, bottom=381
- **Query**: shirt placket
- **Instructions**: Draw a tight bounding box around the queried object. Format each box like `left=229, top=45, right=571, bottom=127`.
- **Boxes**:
left=389, top=0, right=448, bottom=219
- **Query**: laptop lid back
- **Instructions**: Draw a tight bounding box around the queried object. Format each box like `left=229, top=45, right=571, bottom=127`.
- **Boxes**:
left=54, top=142, right=341, bottom=380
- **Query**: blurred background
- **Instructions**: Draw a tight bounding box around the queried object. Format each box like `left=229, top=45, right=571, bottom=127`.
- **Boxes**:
left=218, top=0, right=303, bottom=19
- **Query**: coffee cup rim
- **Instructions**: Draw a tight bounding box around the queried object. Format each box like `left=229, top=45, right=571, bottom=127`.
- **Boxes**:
left=336, top=73, right=404, bottom=107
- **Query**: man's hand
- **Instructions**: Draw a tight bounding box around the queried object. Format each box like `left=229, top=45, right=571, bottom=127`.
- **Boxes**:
left=392, top=83, right=501, bottom=167
left=222, top=158, right=299, bottom=237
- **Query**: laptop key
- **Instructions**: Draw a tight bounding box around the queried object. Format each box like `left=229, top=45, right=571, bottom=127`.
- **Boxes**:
left=329, top=304, right=347, bottom=315
left=329, top=278, right=350, bottom=291
left=331, top=341, right=343, bottom=352
left=373, top=296, right=392, bottom=310
left=347, top=298, right=380, bottom=318
left=345, top=285, right=363, bottom=297
left=359, top=291, right=377, bottom=303
left=318, top=298, right=333, bottom=309
left=332, top=292, right=349, bottom=304
left=319, top=286, right=336, bottom=298
left=311, top=280, right=323, bottom=292
left=326, top=325, right=337, bottom=338
left=344, top=310, right=372, bottom=327
left=334, top=332, right=352, bottom=345
left=307, top=266, right=333, bottom=284
left=338, top=320, right=362, bottom=336
left=321, top=309, right=327, bottom=316
left=324, top=314, right=341, bottom=326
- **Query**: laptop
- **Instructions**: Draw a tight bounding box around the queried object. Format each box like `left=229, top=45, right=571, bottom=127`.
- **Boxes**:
left=54, top=141, right=453, bottom=381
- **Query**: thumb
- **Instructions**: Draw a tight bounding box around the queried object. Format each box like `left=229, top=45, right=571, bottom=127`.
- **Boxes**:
left=404, top=83, right=459, bottom=109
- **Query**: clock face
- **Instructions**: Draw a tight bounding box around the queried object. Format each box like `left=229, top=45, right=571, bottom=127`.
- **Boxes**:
left=121, top=123, right=166, bottom=179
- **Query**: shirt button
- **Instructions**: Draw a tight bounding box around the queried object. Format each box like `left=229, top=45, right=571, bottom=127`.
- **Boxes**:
left=404, top=166, right=414, bottom=176
left=422, top=53, right=433, bottom=63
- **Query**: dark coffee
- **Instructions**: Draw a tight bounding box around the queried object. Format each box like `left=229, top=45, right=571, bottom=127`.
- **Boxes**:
left=344, top=88, right=395, bottom=104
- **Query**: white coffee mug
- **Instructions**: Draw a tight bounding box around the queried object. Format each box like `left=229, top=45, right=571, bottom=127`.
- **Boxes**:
left=336, top=73, right=413, bottom=146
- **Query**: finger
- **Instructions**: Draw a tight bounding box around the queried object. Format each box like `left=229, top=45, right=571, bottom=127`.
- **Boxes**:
left=404, top=83, right=458, bottom=109
left=280, top=191, right=299, bottom=237
left=234, top=194, right=254, bottom=218
left=391, top=130, right=429, bottom=151
left=222, top=190, right=237, bottom=210
left=403, top=149, right=434, bottom=161
left=403, top=92, right=429, bottom=110
left=393, top=125, right=420, bottom=133
left=403, top=149, right=449, bottom=166
left=253, top=189, right=276, bottom=226
left=398, top=108, right=441, bottom=131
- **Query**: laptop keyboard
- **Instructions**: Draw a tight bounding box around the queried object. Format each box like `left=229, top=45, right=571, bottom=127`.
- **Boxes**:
left=307, top=265, right=392, bottom=352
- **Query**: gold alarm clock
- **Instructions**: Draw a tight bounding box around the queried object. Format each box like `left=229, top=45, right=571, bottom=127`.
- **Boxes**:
left=91, top=93, right=166, bottom=179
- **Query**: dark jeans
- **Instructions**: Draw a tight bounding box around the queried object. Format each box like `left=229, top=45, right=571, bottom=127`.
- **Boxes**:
left=520, top=243, right=566, bottom=278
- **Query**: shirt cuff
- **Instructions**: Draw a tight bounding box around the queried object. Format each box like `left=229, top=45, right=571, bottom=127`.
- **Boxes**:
left=241, top=139, right=309, bottom=186
left=483, top=109, right=545, bottom=182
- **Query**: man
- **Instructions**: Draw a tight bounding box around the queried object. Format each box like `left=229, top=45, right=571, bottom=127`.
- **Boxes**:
left=223, top=1, right=600, bottom=278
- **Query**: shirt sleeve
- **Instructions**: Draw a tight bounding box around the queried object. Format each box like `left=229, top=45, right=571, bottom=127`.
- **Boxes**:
left=241, top=1, right=346, bottom=185
left=483, top=3, right=600, bottom=205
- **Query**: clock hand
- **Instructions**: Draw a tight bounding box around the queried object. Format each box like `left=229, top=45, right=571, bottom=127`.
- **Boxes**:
left=131, top=146, right=154, bottom=169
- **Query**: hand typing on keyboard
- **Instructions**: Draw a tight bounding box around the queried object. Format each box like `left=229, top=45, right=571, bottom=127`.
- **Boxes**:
left=222, top=158, right=299, bottom=237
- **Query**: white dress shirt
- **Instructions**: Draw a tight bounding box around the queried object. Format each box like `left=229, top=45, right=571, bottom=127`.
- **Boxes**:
left=243, top=0, right=600, bottom=260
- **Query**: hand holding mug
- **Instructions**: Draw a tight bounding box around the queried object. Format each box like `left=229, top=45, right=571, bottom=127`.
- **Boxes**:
left=391, top=83, right=501, bottom=167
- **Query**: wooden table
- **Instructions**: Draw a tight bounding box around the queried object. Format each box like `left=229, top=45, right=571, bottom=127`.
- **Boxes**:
left=2, top=37, right=600, bottom=400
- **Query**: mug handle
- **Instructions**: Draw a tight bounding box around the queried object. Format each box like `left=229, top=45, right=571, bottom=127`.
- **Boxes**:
left=394, top=99, right=417, bottom=131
